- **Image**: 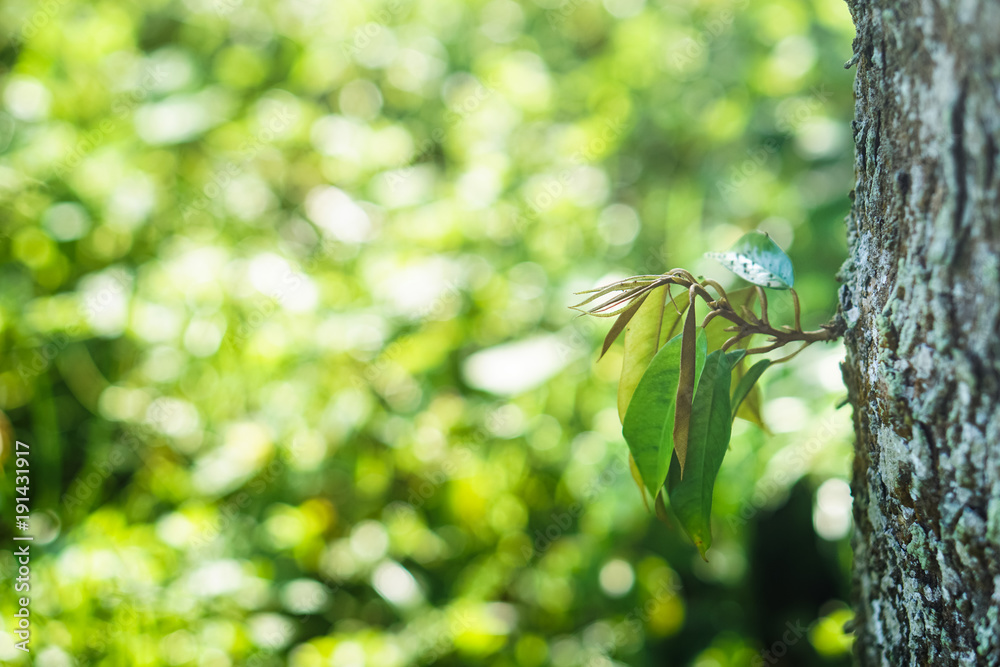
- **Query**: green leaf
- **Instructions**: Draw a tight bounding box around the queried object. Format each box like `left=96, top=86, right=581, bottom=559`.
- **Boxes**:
left=599, top=292, right=649, bottom=360
left=617, top=285, right=690, bottom=423
left=628, top=452, right=651, bottom=512
left=734, top=372, right=766, bottom=428
left=731, top=359, right=771, bottom=421
left=654, top=489, right=673, bottom=526
left=622, top=330, right=707, bottom=497
left=724, top=349, right=747, bottom=367
left=665, top=349, right=739, bottom=559
left=705, top=231, right=795, bottom=289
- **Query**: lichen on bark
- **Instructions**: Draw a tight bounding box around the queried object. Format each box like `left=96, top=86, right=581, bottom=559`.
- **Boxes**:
left=839, top=0, right=1000, bottom=664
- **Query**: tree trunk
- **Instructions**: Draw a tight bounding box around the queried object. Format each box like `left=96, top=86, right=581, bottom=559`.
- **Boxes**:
left=839, top=0, right=1000, bottom=663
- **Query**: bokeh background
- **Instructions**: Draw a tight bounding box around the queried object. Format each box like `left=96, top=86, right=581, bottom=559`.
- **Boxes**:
left=0, top=0, right=858, bottom=664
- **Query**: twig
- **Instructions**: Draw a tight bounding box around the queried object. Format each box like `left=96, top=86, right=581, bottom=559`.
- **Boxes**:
left=574, top=270, right=841, bottom=359
left=790, top=288, right=802, bottom=332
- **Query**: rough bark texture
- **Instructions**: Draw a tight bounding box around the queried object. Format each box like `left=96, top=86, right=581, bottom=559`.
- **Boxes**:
left=839, top=0, right=1000, bottom=664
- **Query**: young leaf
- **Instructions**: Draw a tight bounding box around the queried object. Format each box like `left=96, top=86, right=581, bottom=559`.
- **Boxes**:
left=599, top=292, right=649, bottom=360
left=617, top=286, right=690, bottom=423
left=622, top=331, right=707, bottom=497
left=665, top=349, right=739, bottom=559
left=615, top=286, right=688, bottom=504
left=628, top=452, right=651, bottom=512
left=654, top=489, right=673, bottom=526
left=570, top=277, right=657, bottom=311
left=672, top=290, right=699, bottom=477
left=734, top=372, right=766, bottom=428
left=699, top=288, right=767, bottom=427
left=731, top=358, right=771, bottom=421
left=705, top=231, right=795, bottom=289
left=723, top=350, right=750, bottom=428
left=724, top=349, right=747, bottom=368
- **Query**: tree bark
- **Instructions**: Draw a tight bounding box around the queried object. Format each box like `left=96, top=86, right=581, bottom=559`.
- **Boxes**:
left=839, top=0, right=1000, bottom=664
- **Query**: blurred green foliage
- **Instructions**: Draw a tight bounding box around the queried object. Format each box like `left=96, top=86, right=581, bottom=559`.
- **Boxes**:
left=0, top=0, right=857, bottom=664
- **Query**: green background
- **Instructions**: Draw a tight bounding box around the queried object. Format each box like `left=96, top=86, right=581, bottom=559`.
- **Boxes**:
left=0, top=0, right=857, bottom=664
